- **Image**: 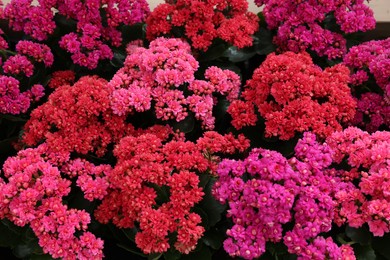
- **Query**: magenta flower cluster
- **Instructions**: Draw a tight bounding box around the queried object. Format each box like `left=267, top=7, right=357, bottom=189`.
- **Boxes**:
left=109, top=38, right=241, bottom=129
left=0, top=40, right=53, bottom=114
left=255, top=0, right=375, bottom=59
left=343, top=38, right=390, bottom=132
left=0, top=144, right=104, bottom=260
left=3, top=0, right=150, bottom=69
left=213, top=132, right=355, bottom=259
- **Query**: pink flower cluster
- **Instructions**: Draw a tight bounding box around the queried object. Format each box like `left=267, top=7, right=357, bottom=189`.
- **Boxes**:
left=0, top=144, right=104, bottom=260
left=255, top=0, right=375, bottom=59
left=109, top=38, right=241, bottom=130
left=146, top=0, right=259, bottom=51
left=343, top=38, right=390, bottom=131
left=327, top=127, right=390, bottom=237
left=22, top=76, right=132, bottom=156
left=213, top=132, right=355, bottom=259
left=3, top=0, right=150, bottom=69
left=0, top=40, right=52, bottom=114
left=228, top=52, right=356, bottom=140
left=95, top=125, right=249, bottom=254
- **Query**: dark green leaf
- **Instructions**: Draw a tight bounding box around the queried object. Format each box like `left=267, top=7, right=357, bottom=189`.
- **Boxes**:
left=353, top=244, right=376, bottom=260
left=117, top=243, right=147, bottom=258
left=198, top=44, right=229, bottom=62
left=121, top=23, right=146, bottom=42
left=13, top=244, right=35, bottom=258
left=181, top=243, right=212, bottom=260
left=372, top=233, right=390, bottom=259
left=28, top=254, right=54, bottom=260
left=164, top=248, right=181, bottom=260
left=122, top=228, right=138, bottom=243
left=110, top=51, right=126, bottom=68
left=148, top=253, right=162, bottom=260
left=253, top=28, right=275, bottom=55
left=0, top=220, right=22, bottom=247
left=202, top=229, right=224, bottom=250
left=198, top=177, right=226, bottom=228
left=223, top=46, right=256, bottom=63
left=172, top=115, right=195, bottom=133
left=345, top=225, right=372, bottom=246
left=193, top=206, right=209, bottom=230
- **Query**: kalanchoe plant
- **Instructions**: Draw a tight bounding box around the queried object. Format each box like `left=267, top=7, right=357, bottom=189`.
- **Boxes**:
left=228, top=51, right=356, bottom=140
left=109, top=37, right=241, bottom=130
left=146, top=0, right=259, bottom=52
left=255, top=0, right=376, bottom=59
left=1, top=0, right=390, bottom=259
left=343, top=37, right=390, bottom=132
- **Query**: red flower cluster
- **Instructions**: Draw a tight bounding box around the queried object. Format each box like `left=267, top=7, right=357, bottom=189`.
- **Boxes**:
left=95, top=126, right=249, bottom=254
left=228, top=52, right=356, bottom=140
left=146, top=0, right=259, bottom=51
left=22, top=76, right=133, bottom=156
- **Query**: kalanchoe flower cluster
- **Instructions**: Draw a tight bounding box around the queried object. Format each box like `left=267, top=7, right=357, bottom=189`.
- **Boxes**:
left=3, top=0, right=150, bottom=69
left=22, top=76, right=133, bottom=156
left=351, top=93, right=390, bottom=132
left=146, top=0, right=259, bottom=51
left=95, top=126, right=249, bottom=254
left=213, top=132, right=354, bottom=259
left=228, top=52, right=356, bottom=140
left=343, top=38, right=390, bottom=131
left=255, top=0, right=375, bottom=59
left=327, top=127, right=390, bottom=237
left=109, top=38, right=241, bottom=129
left=0, top=40, right=52, bottom=114
left=48, top=70, right=76, bottom=89
left=0, top=144, right=104, bottom=260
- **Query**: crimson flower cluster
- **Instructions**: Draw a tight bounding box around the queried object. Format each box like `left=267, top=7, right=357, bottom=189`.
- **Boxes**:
left=228, top=51, right=356, bottom=140
left=255, top=0, right=375, bottom=59
left=2, top=0, right=150, bottom=69
left=95, top=126, right=249, bottom=254
left=327, top=127, right=390, bottom=237
left=0, top=144, right=104, bottom=260
left=146, top=0, right=259, bottom=51
left=0, top=40, right=53, bottom=114
left=109, top=38, right=241, bottom=129
left=22, top=76, right=133, bottom=156
left=213, top=132, right=355, bottom=259
left=343, top=38, right=390, bottom=132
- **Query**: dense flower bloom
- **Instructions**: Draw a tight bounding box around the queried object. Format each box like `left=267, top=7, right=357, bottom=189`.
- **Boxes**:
left=214, top=132, right=350, bottom=259
left=0, top=144, right=104, bottom=260
left=22, top=76, right=132, bottom=156
left=3, top=0, right=150, bottom=68
left=343, top=38, right=390, bottom=131
left=229, top=52, right=356, bottom=140
left=109, top=38, right=241, bottom=130
left=255, top=0, right=375, bottom=59
left=48, top=70, right=76, bottom=89
left=351, top=93, right=390, bottom=132
left=146, top=0, right=259, bottom=51
left=0, top=76, right=32, bottom=114
left=327, top=127, right=390, bottom=236
left=95, top=126, right=249, bottom=254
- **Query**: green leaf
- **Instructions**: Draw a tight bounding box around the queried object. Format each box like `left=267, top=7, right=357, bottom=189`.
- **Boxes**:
left=164, top=248, right=181, bottom=260
left=28, top=254, right=54, bottom=260
left=0, top=220, right=22, bottom=247
left=117, top=243, right=147, bottom=258
left=121, top=23, right=146, bottom=42
left=223, top=46, right=256, bottom=63
left=353, top=244, right=376, bottom=260
left=148, top=253, right=162, bottom=260
left=198, top=44, right=229, bottom=62
left=345, top=225, right=372, bottom=246
left=181, top=243, right=212, bottom=260
left=253, top=27, right=275, bottom=55
left=372, top=233, right=390, bottom=259
left=172, top=115, right=195, bottom=133
left=110, top=51, right=126, bottom=68
left=13, top=244, right=35, bottom=258
left=198, top=177, right=226, bottom=228
left=202, top=229, right=224, bottom=250
left=122, top=228, right=138, bottom=243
